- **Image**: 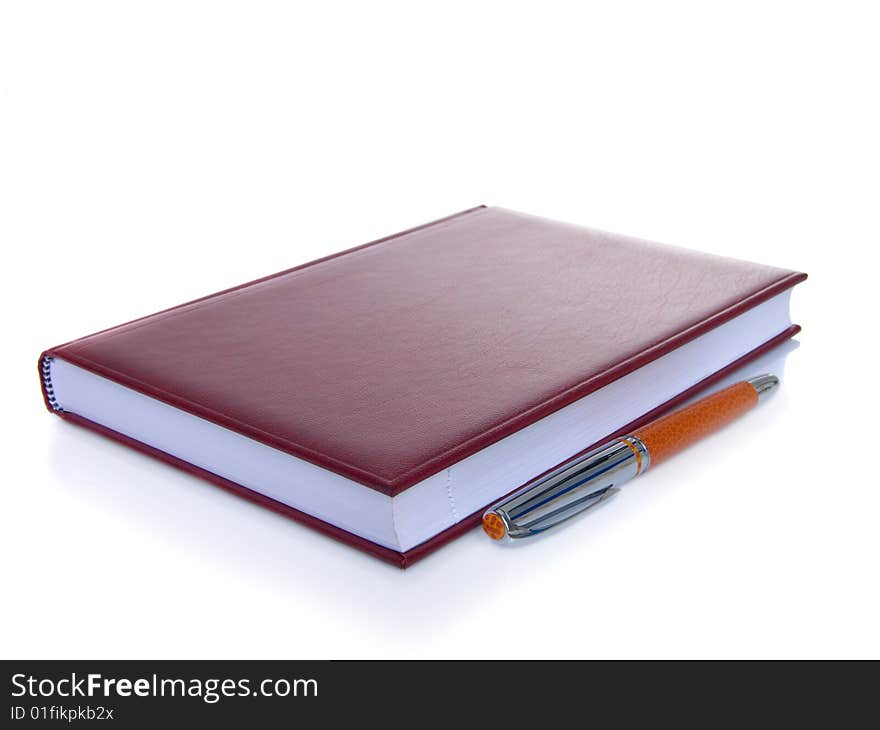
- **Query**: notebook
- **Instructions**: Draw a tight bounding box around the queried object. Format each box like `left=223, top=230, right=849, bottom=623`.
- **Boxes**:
left=39, top=206, right=806, bottom=567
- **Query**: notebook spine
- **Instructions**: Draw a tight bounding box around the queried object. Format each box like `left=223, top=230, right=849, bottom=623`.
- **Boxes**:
left=41, top=356, right=63, bottom=412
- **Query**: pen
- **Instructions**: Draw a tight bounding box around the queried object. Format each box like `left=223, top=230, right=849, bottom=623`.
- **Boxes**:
left=482, top=374, right=779, bottom=541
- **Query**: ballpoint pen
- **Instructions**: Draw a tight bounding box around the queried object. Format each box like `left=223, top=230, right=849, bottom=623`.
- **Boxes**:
left=482, top=374, right=779, bottom=541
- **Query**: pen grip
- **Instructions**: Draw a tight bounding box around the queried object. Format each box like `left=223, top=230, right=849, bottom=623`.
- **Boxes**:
left=633, top=381, right=759, bottom=467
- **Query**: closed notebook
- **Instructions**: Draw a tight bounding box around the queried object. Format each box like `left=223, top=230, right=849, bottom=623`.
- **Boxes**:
left=39, top=206, right=806, bottom=567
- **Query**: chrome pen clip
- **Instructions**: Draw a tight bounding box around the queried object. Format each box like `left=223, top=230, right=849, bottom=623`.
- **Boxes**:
left=483, top=374, right=782, bottom=543
left=501, top=483, right=620, bottom=539
left=482, top=437, right=648, bottom=541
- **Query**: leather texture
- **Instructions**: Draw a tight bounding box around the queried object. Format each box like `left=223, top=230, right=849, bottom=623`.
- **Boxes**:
left=635, top=380, right=758, bottom=466
left=42, top=206, right=806, bottom=497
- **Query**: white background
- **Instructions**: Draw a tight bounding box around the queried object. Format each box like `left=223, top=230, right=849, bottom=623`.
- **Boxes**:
left=1, top=1, right=877, bottom=659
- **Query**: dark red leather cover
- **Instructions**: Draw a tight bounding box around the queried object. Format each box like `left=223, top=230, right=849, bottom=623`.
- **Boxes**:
left=42, top=326, right=801, bottom=568
left=40, top=206, right=806, bottom=565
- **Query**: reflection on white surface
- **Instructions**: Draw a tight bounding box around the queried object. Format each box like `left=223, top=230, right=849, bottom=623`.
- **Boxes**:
left=46, top=339, right=800, bottom=639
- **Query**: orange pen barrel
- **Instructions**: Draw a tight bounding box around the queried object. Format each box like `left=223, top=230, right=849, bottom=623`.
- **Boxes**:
left=481, top=376, right=777, bottom=542
left=633, top=380, right=759, bottom=467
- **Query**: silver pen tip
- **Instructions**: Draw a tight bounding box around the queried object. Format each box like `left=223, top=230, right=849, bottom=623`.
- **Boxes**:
left=747, top=373, right=780, bottom=400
